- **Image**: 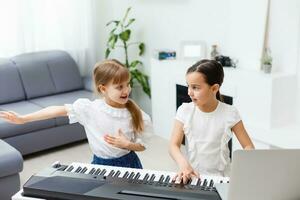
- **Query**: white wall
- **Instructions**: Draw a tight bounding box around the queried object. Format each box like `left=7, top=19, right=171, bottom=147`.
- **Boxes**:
left=94, top=0, right=231, bottom=115
left=94, top=0, right=300, bottom=120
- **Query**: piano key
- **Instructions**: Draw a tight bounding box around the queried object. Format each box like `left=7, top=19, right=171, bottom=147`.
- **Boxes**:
left=190, top=177, right=198, bottom=186
left=114, top=170, right=121, bottom=178
left=123, top=171, right=129, bottom=179
left=74, top=166, right=82, bottom=173
left=164, top=175, right=171, bottom=183
left=202, top=179, right=208, bottom=187
left=209, top=179, right=214, bottom=187
left=80, top=167, right=88, bottom=173
left=143, top=173, right=150, bottom=181
left=134, top=172, right=141, bottom=180
left=107, top=170, right=115, bottom=177
left=88, top=168, right=96, bottom=175
left=128, top=172, right=135, bottom=179
left=94, top=168, right=101, bottom=175
left=158, top=175, right=165, bottom=183
left=100, top=169, right=107, bottom=176
left=66, top=165, right=74, bottom=172
left=149, top=174, right=156, bottom=182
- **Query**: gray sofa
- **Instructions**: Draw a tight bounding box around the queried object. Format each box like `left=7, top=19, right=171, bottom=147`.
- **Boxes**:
left=0, top=50, right=94, bottom=155
left=0, top=139, right=23, bottom=200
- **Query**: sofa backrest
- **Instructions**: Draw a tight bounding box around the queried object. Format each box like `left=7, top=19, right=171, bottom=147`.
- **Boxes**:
left=0, top=59, right=26, bottom=104
left=11, top=50, right=83, bottom=99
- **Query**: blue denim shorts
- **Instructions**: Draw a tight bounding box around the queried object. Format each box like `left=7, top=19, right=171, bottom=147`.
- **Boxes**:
left=91, top=151, right=143, bottom=169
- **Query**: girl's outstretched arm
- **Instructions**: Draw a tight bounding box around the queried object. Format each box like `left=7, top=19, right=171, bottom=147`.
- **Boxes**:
left=232, top=120, right=255, bottom=150
left=0, top=106, right=67, bottom=124
left=169, top=120, right=198, bottom=184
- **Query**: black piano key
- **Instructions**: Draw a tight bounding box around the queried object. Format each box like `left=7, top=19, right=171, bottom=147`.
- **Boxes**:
left=134, top=172, right=141, bottom=180
left=114, top=170, right=121, bottom=178
left=209, top=179, right=214, bottom=187
left=158, top=175, right=165, bottom=183
left=123, top=171, right=129, bottom=179
left=108, top=170, right=115, bottom=177
left=164, top=175, right=170, bottom=183
left=80, top=167, right=87, bottom=173
left=100, top=169, right=107, bottom=176
left=75, top=167, right=82, bottom=173
left=220, top=180, right=223, bottom=183
left=203, top=179, right=208, bottom=187
left=94, top=168, right=101, bottom=175
left=128, top=172, right=135, bottom=179
left=143, top=173, right=150, bottom=181
left=88, top=168, right=96, bottom=175
left=196, top=178, right=201, bottom=186
left=149, top=174, right=156, bottom=182
left=66, top=165, right=74, bottom=172
left=186, top=178, right=193, bottom=185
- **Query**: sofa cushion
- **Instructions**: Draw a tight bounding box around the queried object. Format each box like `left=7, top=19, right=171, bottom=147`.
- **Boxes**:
left=47, top=53, right=83, bottom=93
left=0, top=59, right=25, bottom=104
left=29, top=90, right=94, bottom=125
left=11, top=55, right=57, bottom=99
left=11, top=50, right=83, bottom=99
left=0, top=139, right=23, bottom=177
left=0, top=101, right=56, bottom=138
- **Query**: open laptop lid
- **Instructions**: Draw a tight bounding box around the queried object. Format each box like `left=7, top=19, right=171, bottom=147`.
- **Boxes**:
left=227, top=149, right=300, bottom=200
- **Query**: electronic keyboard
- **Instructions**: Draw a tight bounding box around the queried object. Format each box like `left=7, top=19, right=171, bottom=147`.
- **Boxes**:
left=20, top=162, right=229, bottom=200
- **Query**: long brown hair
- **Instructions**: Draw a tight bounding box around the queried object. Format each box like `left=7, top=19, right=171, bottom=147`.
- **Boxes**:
left=93, top=59, right=144, bottom=133
left=187, top=59, right=224, bottom=101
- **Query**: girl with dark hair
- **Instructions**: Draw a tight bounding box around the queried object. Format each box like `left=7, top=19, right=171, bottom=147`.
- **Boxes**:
left=169, top=59, right=254, bottom=183
left=0, top=59, right=152, bottom=169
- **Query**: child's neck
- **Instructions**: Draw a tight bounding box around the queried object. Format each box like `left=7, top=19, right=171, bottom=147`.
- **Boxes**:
left=104, top=98, right=126, bottom=108
left=197, top=99, right=219, bottom=113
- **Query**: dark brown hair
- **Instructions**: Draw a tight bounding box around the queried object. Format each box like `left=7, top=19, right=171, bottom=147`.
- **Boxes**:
left=187, top=59, right=224, bottom=101
left=93, top=59, right=144, bottom=133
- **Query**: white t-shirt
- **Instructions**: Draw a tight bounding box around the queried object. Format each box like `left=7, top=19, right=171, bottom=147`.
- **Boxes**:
left=65, top=98, right=153, bottom=159
left=176, top=101, right=241, bottom=177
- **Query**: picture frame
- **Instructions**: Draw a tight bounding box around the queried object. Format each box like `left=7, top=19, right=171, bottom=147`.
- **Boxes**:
left=180, top=41, right=206, bottom=60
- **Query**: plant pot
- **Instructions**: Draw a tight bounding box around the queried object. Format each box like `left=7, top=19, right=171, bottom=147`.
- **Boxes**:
left=263, top=64, right=272, bottom=73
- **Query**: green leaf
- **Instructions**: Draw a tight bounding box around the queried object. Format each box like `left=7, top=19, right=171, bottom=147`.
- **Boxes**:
left=119, top=30, right=131, bottom=42
left=130, top=60, right=142, bottom=69
left=108, top=34, right=118, bottom=49
left=138, top=43, right=145, bottom=56
left=125, top=18, right=135, bottom=28
left=106, top=20, right=120, bottom=27
left=105, top=48, right=110, bottom=58
left=130, top=69, right=151, bottom=98
left=109, top=27, right=117, bottom=35
left=122, top=7, right=131, bottom=25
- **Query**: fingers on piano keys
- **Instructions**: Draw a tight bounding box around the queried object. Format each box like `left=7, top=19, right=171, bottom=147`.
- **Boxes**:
left=62, top=162, right=229, bottom=188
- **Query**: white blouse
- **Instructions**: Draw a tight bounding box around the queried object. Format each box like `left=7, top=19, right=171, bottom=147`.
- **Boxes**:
left=65, top=98, right=153, bottom=159
left=176, top=101, right=241, bottom=177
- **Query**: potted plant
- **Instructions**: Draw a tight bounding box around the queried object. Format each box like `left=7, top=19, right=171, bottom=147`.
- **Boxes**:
left=105, top=7, right=150, bottom=98
left=261, top=48, right=272, bottom=73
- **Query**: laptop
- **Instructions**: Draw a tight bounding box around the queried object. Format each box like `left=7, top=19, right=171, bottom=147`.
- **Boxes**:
left=216, top=149, right=300, bottom=200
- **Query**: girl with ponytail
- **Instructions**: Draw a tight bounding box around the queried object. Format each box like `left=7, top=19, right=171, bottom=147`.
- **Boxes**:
left=0, top=59, right=152, bottom=169
left=169, top=59, right=254, bottom=183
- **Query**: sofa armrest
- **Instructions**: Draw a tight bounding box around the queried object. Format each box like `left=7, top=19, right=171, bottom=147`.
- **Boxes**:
left=0, top=140, right=23, bottom=177
left=83, top=76, right=93, bottom=92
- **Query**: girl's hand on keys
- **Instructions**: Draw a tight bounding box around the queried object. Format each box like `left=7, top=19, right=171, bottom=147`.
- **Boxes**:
left=173, top=163, right=199, bottom=184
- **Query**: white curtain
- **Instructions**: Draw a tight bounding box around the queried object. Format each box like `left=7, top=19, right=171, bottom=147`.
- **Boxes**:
left=0, top=0, right=98, bottom=75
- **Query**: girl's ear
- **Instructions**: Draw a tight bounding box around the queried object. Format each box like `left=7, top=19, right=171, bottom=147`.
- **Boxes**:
left=98, top=84, right=106, bottom=94
left=211, top=84, right=220, bottom=94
